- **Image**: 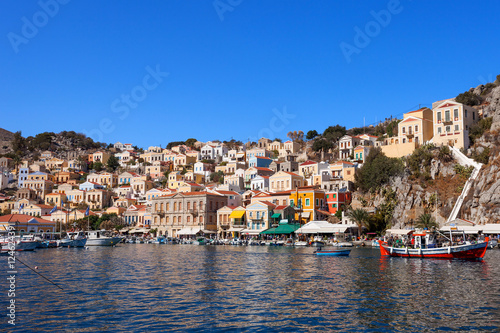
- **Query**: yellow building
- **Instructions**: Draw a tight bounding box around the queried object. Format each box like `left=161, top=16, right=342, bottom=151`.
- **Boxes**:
left=44, top=193, right=67, bottom=207
left=269, top=171, right=305, bottom=193
left=432, top=99, right=479, bottom=149
left=289, top=187, right=327, bottom=223
left=381, top=107, right=434, bottom=158
left=92, top=151, right=111, bottom=164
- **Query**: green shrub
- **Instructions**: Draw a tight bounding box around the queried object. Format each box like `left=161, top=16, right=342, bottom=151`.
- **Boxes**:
left=469, top=117, right=493, bottom=144
left=354, top=147, right=404, bottom=192
left=471, top=147, right=490, bottom=164
left=456, top=91, right=481, bottom=106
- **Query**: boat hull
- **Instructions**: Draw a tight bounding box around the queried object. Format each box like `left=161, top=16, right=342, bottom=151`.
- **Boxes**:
left=315, top=249, right=351, bottom=256
left=86, top=237, right=122, bottom=246
left=378, top=238, right=488, bottom=259
left=59, top=238, right=87, bottom=248
left=1, top=241, right=38, bottom=251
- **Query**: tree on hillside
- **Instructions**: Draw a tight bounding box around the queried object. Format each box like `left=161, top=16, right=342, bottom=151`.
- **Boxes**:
left=354, top=147, right=404, bottom=192
left=348, top=208, right=369, bottom=238
left=185, top=138, right=197, bottom=148
left=106, top=155, right=120, bottom=172
left=93, top=161, right=103, bottom=172
left=167, top=141, right=185, bottom=149
left=12, top=154, right=22, bottom=174
left=306, top=130, right=318, bottom=140
left=287, top=130, right=304, bottom=142
left=323, top=125, right=346, bottom=143
left=312, top=139, right=332, bottom=152
left=11, top=131, right=26, bottom=155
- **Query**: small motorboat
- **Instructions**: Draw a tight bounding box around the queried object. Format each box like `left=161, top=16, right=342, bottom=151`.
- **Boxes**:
left=315, top=248, right=351, bottom=256
left=59, top=231, right=87, bottom=248
left=487, top=239, right=498, bottom=249
left=294, top=241, right=308, bottom=246
left=85, top=230, right=123, bottom=246
left=310, top=236, right=326, bottom=247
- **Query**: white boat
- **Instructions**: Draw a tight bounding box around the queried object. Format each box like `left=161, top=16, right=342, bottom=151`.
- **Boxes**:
left=294, top=241, right=308, bottom=246
left=59, top=231, right=87, bottom=248
left=487, top=238, right=498, bottom=249
left=1, top=237, right=38, bottom=251
left=85, top=230, right=123, bottom=246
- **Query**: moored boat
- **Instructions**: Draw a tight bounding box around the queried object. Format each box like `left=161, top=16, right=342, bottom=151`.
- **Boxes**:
left=379, top=231, right=489, bottom=259
left=315, top=248, right=351, bottom=256
left=310, top=236, right=326, bottom=247
left=85, top=230, right=123, bottom=246
left=487, top=238, right=498, bottom=249
left=59, top=231, right=87, bottom=248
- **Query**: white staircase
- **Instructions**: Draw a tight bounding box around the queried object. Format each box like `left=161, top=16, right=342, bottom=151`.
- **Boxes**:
left=446, top=146, right=482, bottom=223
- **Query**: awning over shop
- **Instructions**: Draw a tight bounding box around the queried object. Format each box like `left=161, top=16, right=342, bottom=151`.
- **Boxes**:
left=177, top=227, right=202, bottom=235
left=271, top=213, right=281, bottom=218
left=300, top=212, right=311, bottom=218
left=273, top=223, right=301, bottom=234
left=295, top=221, right=358, bottom=234
left=440, top=226, right=481, bottom=234
left=226, top=227, right=244, bottom=233
left=119, top=227, right=131, bottom=233
left=241, top=229, right=262, bottom=235
left=260, top=227, right=276, bottom=235
left=482, top=224, right=500, bottom=234
left=129, top=228, right=149, bottom=233
left=385, top=229, right=414, bottom=235
left=229, top=210, right=246, bottom=219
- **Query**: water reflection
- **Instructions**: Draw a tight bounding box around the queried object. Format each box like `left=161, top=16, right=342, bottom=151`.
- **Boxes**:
left=2, top=246, right=499, bottom=332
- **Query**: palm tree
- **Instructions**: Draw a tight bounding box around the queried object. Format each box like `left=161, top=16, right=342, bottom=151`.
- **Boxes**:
left=415, top=213, right=438, bottom=230
left=12, top=154, right=22, bottom=175
left=348, top=208, right=369, bottom=238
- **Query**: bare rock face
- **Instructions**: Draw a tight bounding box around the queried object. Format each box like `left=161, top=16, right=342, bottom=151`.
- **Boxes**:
left=473, top=84, right=485, bottom=96
left=461, top=85, right=500, bottom=224
left=486, top=85, right=500, bottom=132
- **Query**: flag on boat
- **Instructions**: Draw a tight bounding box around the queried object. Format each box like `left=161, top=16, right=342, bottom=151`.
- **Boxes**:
left=85, top=207, right=89, bottom=216
left=49, top=205, right=58, bottom=214
left=18, top=203, right=24, bottom=213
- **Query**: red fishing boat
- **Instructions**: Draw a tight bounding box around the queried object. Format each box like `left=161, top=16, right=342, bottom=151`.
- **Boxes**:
left=378, top=231, right=489, bottom=260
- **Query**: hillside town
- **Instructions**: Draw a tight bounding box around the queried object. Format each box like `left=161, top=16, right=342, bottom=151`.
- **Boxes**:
left=0, top=96, right=492, bottom=239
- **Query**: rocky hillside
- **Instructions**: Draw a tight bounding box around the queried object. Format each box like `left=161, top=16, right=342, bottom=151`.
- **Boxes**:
left=0, top=129, right=106, bottom=160
left=361, top=82, right=500, bottom=228
left=461, top=84, right=500, bottom=224
left=367, top=149, right=464, bottom=228
left=0, top=128, right=14, bottom=155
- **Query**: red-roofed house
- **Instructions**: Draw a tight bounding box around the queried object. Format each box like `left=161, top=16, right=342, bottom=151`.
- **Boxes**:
left=0, top=214, right=56, bottom=233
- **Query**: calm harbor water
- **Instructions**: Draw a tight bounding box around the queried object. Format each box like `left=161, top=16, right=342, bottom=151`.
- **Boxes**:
left=2, top=244, right=500, bottom=332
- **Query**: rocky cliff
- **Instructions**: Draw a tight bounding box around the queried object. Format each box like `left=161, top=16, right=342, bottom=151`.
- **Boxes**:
left=365, top=84, right=500, bottom=228
left=461, top=85, right=500, bottom=224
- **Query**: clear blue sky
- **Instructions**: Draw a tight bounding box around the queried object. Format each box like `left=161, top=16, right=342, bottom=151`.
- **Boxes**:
left=1, top=0, right=499, bottom=148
